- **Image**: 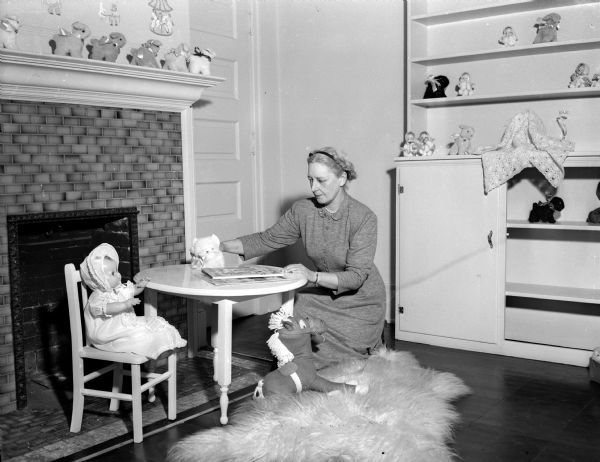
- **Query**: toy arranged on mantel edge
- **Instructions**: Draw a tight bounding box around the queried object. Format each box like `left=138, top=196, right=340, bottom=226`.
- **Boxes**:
left=586, top=182, right=600, bottom=224
left=51, top=21, right=91, bottom=57
left=253, top=305, right=368, bottom=398
left=528, top=196, right=565, bottom=224
left=130, top=38, right=162, bottom=68
left=89, top=32, right=127, bottom=62
left=0, top=15, right=21, bottom=49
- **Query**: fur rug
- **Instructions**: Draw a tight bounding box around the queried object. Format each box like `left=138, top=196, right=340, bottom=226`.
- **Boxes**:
left=167, top=349, right=470, bottom=462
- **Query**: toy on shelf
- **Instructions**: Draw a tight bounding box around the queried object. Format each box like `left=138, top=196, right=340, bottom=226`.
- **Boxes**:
left=528, top=196, right=565, bottom=223
left=188, top=47, right=215, bottom=75
left=399, top=131, right=419, bottom=157
left=130, top=39, right=162, bottom=68
left=0, top=15, right=21, bottom=49
left=423, top=74, right=449, bottom=98
left=253, top=306, right=366, bottom=398
left=586, top=182, right=600, bottom=224
left=533, top=13, right=561, bottom=44
left=592, top=74, right=600, bottom=87
left=455, top=72, right=475, bottom=96
left=590, top=348, right=600, bottom=384
left=89, top=32, right=127, bottom=62
left=498, top=26, right=518, bottom=47
left=568, top=63, right=592, bottom=88
left=417, top=131, right=436, bottom=156
left=447, top=125, right=475, bottom=156
left=164, top=43, right=191, bottom=72
left=51, top=21, right=91, bottom=57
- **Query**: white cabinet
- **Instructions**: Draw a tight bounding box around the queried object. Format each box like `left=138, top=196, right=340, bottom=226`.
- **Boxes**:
left=397, top=0, right=600, bottom=366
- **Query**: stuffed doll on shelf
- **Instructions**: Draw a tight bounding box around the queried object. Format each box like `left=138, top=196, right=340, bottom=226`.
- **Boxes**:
left=423, top=74, right=449, bottom=98
left=533, top=13, right=561, bottom=44
left=568, top=63, right=592, bottom=88
left=498, top=26, right=518, bottom=47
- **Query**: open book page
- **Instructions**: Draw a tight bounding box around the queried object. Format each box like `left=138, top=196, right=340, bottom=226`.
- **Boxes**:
left=202, top=265, right=285, bottom=280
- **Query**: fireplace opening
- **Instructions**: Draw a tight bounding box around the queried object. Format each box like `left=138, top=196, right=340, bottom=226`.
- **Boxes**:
left=8, top=207, right=140, bottom=409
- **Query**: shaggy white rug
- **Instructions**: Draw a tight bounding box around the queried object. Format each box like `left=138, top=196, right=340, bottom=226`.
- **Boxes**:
left=167, top=349, right=470, bottom=462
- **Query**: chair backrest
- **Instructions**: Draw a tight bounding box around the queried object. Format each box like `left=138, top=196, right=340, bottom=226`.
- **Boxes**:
left=64, top=263, right=89, bottom=352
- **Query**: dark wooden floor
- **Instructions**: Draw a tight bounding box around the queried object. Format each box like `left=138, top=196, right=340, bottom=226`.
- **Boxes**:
left=86, top=316, right=600, bottom=462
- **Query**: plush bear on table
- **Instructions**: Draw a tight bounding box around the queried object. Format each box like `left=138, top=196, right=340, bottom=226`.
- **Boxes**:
left=528, top=196, right=565, bottom=223
left=253, top=306, right=367, bottom=398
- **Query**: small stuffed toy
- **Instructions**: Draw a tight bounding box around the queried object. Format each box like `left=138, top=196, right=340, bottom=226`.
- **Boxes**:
left=568, top=63, right=592, bottom=88
left=51, top=21, right=91, bottom=57
left=423, top=74, right=449, bottom=98
left=89, top=32, right=127, bottom=62
left=130, top=39, right=162, bottom=68
left=586, top=182, right=600, bottom=224
left=533, top=13, right=561, bottom=44
left=498, top=26, right=518, bottom=47
left=456, top=72, right=475, bottom=96
left=417, top=130, right=435, bottom=156
left=190, top=234, right=225, bottom=269
left=188, top=47, right=215, bottom=75
left=448, top=125, right=475, bottom=155
left=0, top=15, right=21, bottom=49
left=164, top=43, right=191, bottom=72
left=590, top=347, right=600, bottom=384
left=528, top=196, right=565, bottom=223
left=253, top=306, right=367, bottom=398
left=399, top=131, right=419, bottom=157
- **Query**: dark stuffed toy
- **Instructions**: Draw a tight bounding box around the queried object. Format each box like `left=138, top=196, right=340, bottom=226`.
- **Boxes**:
left=253, top=306, right=367, bottom=398
left=533, top=13, right=561, bottom=44
left=528, top=196, right=565, bottom=223
left=423, top=74, right=449, bottom=98
left=587, top=182, right=600, bottom=223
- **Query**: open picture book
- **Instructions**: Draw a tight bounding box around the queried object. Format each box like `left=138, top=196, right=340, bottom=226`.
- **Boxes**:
left=202, top=265, right=285, bottom=280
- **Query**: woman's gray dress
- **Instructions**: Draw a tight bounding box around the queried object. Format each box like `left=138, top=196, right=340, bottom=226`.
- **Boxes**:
left=239, top=194, right=386, bottom=368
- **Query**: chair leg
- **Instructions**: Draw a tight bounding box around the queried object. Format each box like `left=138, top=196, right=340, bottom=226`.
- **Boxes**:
left=167, top=352, right=177, bottom=420
left=70, top=390, right=84, bottom=433
left=109, top=363, right=124, bottom=412
left=131, top=364, right=143, bottom=443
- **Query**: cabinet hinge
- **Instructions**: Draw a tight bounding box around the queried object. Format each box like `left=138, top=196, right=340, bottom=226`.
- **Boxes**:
left=398, top=306, right=404, bottom=314
left=398, top=185, right=404, bottom=194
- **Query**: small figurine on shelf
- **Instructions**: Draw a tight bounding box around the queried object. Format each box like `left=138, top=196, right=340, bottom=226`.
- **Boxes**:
left=568, top=63, right=592, bottom=88
left=423, top=74, right=449, bottom=99
left=498, top=26, right=518, bottom=47
left=533, top=13, right=561, bottom=44
left=51, top=21, right=91, bottom=57
left=590, top=347, right=600, bottom=384
left=0, top=15, right=21, bottom=49
left=455, top=72, right=475, bottom=96
left=591, top=74, right=600, bottom=87
left=399, top=131, right=419, bottom=157
left=130, top=39, right=162, bottom=68
left=417, top=131, right=435, bottom=156
left=447, top=125, right=475, bottom=156
left=528, top=196, right=565, bottom=223
left=163, top=43, right=191, bottom=72
left=586, top=182, right=600, bottom=224
left=188, top=47, right=215, bottom=75
left=89, top=32, right=127, bottom=62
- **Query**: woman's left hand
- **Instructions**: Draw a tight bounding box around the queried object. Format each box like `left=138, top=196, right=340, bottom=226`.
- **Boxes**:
left=283, top=263, right=315, bottom=282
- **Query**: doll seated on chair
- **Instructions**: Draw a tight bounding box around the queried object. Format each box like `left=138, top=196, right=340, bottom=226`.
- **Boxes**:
left=80, top=243, right=187, bottom=360
left=253, top=306, right=368, bottom=398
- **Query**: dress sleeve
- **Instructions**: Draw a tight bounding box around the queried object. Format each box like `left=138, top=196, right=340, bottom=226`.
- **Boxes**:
left=239, top=204, right=302, bottom=260
left=86, top=290, right=112, bottom=318
left=332, top=210, right=378, bottom=294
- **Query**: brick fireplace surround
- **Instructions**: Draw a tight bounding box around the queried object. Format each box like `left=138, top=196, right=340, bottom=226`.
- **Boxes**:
left=0, top=48, right=224, bottom=413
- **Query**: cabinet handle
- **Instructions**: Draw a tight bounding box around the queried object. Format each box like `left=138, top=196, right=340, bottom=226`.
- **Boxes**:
left=487, top=230, right=493, bottom=249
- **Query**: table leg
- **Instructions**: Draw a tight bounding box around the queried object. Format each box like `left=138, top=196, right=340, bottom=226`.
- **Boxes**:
left=144, top=289, right=158, bottom=317
left=187, top=300, right=199, bottom=359
left=282, top=289, right=295, bottom=314
left=214, top=299, right=234, bottom=425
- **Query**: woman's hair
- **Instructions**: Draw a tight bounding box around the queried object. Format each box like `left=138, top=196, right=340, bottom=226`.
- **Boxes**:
left=307, top=146, right=357, bottom=181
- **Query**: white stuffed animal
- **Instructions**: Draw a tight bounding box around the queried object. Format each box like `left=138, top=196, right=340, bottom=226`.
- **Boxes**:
left=190, top=234, right=225, bottom=269
left=0, top=15, right=21, bottom=49
left=188, top=47, right=215, bottom=75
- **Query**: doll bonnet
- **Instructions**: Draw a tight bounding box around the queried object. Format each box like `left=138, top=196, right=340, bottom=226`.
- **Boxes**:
left=80, top=243, right=119, bottom=291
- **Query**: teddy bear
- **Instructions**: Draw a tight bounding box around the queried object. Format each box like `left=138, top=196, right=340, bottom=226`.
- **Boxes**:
left=130, top=39, right=162, bottom=68
left=188, top=47, right=216, bottom=75
left=89, top=32, right=127, bottom=62
left=164, top=43, right=191, bottom=72
left=528, top=196, right=565, bottom=223
left=189, top=234, right=225, bottom=269
left=423, top=74, right=449, bottom=98
left=568, top=63, right=592, bottom=89
left=51, top=22, right=91, bottom=57
left=533, top=13, right=561, bottom=44
left=498, top=26, right=518, bottom=47
left=0, top=15, right=21, bottom=49
left=448, top=125, right=475, bottom=155
left=456, top=72, right=475, bottom=96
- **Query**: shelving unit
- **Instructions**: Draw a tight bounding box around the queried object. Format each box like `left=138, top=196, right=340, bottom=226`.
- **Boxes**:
left=396, top=0, right=600, bottom=367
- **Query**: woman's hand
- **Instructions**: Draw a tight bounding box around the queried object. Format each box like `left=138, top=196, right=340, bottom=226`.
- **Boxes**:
left=283, top=263, right=316, bottom=283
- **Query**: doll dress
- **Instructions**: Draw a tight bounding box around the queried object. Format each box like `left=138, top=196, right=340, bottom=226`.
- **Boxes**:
left=479, top=110, right=574, bottom=193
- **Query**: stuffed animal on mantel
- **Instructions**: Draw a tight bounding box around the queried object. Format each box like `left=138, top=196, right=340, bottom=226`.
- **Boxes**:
left=163, top=43, right=191, bottom=72
left=0, top=15, right=21, bottom=49
left=51, top=21, right=91, bottom=57
left=188, top=47, right=215, bottom=75
left=89, top=32, right=127, bottom=62
left=528, top=196, right=565, bottom=223
left=253, top=306, right=368, bottom=398
left=130, top=39, right=162, bottom=68
left=586, top=182, right=600, bottom=224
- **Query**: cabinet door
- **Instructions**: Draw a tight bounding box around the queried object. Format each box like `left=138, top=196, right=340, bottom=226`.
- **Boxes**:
left=396, top=160, right=502, bottom=344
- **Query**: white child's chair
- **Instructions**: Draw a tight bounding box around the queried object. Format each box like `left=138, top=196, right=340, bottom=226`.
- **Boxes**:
left=65, top=263, right=177, bottom=443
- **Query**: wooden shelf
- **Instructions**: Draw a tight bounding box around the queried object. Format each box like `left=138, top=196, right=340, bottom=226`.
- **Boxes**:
left=411, top=38, right=600, bottom=66
left=411, top=0, right=600, bottom=26
left=411, top=87, right=600, bottom=107
left=507, top=220, right=600, bottom=231
left=506, top=282, right=600, bottom=304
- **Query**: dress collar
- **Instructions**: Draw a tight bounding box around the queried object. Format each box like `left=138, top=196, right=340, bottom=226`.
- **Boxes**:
left=317, top=194, right=348, bottom=221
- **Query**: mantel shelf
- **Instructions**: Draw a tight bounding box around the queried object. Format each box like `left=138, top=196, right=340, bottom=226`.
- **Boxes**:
left=0, top=49, right=225, bottom=112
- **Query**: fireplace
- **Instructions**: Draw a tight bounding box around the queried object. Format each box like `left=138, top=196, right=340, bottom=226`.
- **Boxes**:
left=8, top=208, right=140, bottom=409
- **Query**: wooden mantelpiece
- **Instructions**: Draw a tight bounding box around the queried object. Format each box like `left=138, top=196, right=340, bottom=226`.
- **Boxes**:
left=0, top=48, right=224, bottom=111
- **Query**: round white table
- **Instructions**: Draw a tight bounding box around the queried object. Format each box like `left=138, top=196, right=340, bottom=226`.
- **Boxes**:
left=139, top=264, right=307, bottom=424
